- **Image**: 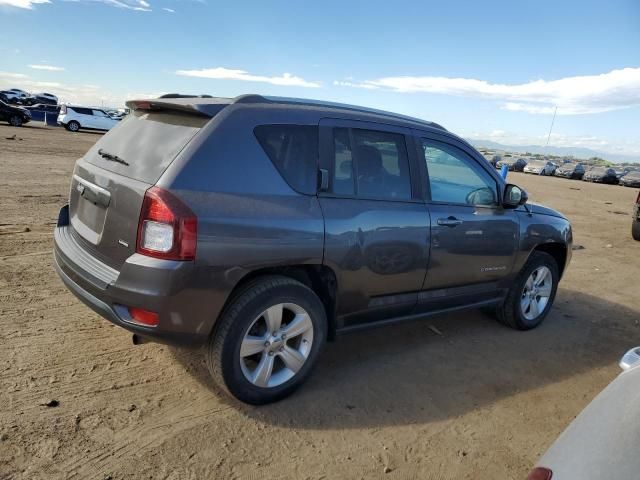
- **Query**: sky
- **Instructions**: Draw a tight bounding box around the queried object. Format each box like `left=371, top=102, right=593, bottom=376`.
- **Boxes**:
left=0, top=0, right=639, bottom=159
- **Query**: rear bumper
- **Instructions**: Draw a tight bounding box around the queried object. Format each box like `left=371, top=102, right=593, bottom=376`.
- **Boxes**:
left=53, top=205, right=210, bottom=346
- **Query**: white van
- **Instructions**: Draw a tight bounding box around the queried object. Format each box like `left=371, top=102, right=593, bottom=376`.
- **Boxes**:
left=57, top=105, right=119, bottom=132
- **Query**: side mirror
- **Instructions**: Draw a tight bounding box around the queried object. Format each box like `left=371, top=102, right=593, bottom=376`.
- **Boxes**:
left=503, top=184, right=528, bottom=208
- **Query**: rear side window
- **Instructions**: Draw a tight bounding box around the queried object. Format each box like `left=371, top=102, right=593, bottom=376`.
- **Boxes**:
left=71, top=107, right=93, bottom=115
left=330, top=128, right=411, bottom=201
left=85, top=110, right=207, bottom=184
left=254, top=125, right=318, bottom=195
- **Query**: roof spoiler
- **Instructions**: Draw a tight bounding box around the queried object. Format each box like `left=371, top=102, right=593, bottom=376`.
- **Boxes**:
left=126, top=98, right=228, bottom=117
left=127, top=93, right=446, bottom=131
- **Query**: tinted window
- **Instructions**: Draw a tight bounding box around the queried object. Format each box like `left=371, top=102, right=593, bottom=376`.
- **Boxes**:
left=85, top=110, right=207, bottom=184
left=331, top=128, right=411, bottom=200
left=254, top=125, right=318, bottom=195
left=71, top=107, right=92, bottom=115
left=331, top=128, right=355, bottom=195
left=421, top=139, right=498, bottom=206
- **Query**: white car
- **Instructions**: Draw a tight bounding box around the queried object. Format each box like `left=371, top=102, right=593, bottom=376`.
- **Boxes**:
left=57, top=105, right=119, bottom=132
left=528, top=347, right=640, bottom=480
left=524, top=160, right=556, bottom=176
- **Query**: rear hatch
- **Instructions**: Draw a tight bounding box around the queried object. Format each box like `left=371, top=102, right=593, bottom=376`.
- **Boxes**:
left=68, top=107, right=210, bottom=270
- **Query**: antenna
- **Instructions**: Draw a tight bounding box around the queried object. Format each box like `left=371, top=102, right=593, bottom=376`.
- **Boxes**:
left=544, top=106, right=558, bottom=153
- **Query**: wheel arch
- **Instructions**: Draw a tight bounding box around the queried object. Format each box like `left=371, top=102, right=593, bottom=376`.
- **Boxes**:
left=529, top=242, right=568, bottom=278
left=214, top=265, right=339, bottom=341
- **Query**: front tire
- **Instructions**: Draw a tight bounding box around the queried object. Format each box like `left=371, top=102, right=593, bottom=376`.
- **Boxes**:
left=9, top=115, right=23, bottom=127
left=67, top=120, right=80, bottom=132
left=496, top=251, right=559, bottom=330
left=206, top=276, right=327, bottom=404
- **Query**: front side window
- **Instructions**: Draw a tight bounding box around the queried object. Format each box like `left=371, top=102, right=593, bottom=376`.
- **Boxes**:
left=330, top=128, right=411, bottom=200
left=254, top=125, right=318, bottom=195
left=421, top=139, right=498, bottom=206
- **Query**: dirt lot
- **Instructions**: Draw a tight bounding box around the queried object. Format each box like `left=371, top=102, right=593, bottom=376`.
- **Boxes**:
left=1, top=124, right=639, bottom=480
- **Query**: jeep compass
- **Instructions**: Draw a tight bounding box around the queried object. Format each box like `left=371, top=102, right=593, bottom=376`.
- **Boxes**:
left=53, top=94, right=572, bottom=404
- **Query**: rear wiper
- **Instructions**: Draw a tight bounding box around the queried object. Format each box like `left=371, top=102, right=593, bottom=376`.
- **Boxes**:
left=98, top=148, right=129, bottom=166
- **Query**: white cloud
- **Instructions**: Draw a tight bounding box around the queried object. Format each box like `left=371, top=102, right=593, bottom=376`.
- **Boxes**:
left=176, top=67, right=320, bottom=88
left=162, top=6, right=173, bottom=11
left=60, top=0, right=152, bottom=11
left=0, top=71, right=157, bottom=107
left=0, top=71, right=29, bottom=80
left=101, top=0, right=151, bottom=11
left=0, top=0, right=49, bottom=8
left=28, top=64, right=65, bottom=72
left=336, top=67, right=640, bottom=115
left=333, top=80, right=379, bottom=90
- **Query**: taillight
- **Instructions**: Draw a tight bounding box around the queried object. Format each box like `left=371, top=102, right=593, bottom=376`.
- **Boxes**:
left=60, top=105, right=67, bottom=114
left=526, top=467, right=553, bottom=480
left=136, top=186, right=197, bottom=260
left=128, top=307, right=159, bottom=327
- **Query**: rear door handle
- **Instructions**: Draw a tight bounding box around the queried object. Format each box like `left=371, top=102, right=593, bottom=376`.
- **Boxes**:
left=437, top=216, right=463, bottom=227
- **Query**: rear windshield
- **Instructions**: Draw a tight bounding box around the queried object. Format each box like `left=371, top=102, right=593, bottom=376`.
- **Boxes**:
left=85, top=110, right=207, bottom=184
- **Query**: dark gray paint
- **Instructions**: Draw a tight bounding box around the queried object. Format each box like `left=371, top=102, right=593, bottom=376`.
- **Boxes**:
left=53, top=95, right=572, bottom=345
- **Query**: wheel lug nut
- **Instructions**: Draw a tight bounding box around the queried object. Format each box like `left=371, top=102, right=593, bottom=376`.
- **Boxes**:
left=279, top=346, right=284, bottom=352
left=268, top=351, right=274, bottom=356
left=264, top=341, right=270, bottom=347
left=281, top=333, right=286, bottom=339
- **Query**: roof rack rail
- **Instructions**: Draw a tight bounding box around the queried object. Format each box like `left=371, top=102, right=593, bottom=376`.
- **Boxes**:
left=231, top=94, right=446, bottom=131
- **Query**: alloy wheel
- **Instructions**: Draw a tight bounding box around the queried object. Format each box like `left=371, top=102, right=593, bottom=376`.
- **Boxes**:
left=521, top=266, right=553, bottom=320
left=239, top=302, right=314, bottom=388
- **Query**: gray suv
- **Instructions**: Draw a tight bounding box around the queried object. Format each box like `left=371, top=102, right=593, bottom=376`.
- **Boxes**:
left=53, top=94, right=572, bottom=404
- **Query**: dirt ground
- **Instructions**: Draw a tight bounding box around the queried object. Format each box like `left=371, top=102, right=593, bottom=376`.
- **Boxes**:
left=1, top=123, right=639, bottom=480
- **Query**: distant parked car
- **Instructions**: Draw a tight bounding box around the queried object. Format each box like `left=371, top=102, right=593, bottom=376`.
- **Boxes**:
left=482, top=154, right=500, bottom=167
left=488, top=154, right=502, bottom=168
left=619, top=170, right=640, bottom=188
left=0, top=100, right=31, bottom=127
left=106, top=110, right=126, bottom=121
left=527, top=346, right=640, bottom=479
left=554, top=163, right=586, bottom=180
left=57, top=105, right=119, bottom=132
left=524, top=160, right=556, bottom=176
left=26, top=103, right=61, bottom=114
left=496, top=157, right=527, bottom=172
left=31, top=92, right=58, bottom=105
left=2, top=89, right=30, bottom=105
left=633, top=191, right=640, bottom=241
left=582, top=167, right=618, bottom=184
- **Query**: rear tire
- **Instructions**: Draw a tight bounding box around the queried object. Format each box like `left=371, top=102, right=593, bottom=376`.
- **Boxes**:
left=67, top=121, right=80, bottom=132
left=496, top=251, right=559, bottom=330
left=633, top=220, right=640, bottom=241
left=9, top=115, right=22, bottom=127
left=205, top=276, right=327, bottom=404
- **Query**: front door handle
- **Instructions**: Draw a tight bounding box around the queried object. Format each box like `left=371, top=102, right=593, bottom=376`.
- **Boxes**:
left=437, top=216, right=463, bottom=227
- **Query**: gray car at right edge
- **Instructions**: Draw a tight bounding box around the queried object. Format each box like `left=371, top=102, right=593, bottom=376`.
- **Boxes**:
left=53, top=94, right=572, bottom=404
left=527, top=347, right=640, bottom=480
